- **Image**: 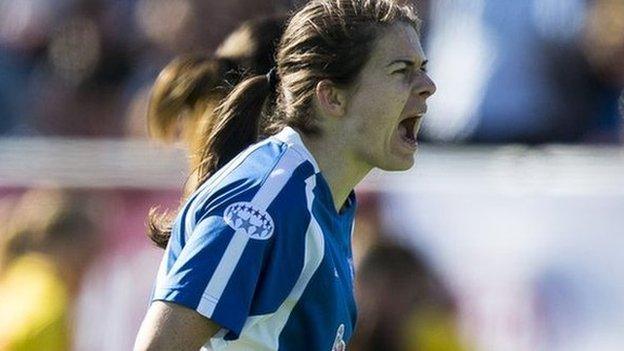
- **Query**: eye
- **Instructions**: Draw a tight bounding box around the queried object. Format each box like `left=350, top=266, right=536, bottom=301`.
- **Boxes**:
left=392, top=67, right=411, bottom=75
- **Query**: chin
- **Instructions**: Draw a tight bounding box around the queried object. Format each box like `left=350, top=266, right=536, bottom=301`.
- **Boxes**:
left=376, top=154, right=415, bottom=171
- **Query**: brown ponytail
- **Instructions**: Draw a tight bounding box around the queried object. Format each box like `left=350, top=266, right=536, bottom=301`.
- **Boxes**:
left=147, top=73, right=275, bottom=248
left=195, top=75, right=275, bottom=184
left=145, top=56, right=236, bottom=249
left=146, top=15, right=289, bottom=249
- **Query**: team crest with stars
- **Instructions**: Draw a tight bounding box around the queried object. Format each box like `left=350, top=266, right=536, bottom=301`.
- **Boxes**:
left=223, top=202, right=274, bottom=240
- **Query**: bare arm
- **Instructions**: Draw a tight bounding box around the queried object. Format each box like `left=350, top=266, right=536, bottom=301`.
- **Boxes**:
left=134, top=301, right=221, bottom=351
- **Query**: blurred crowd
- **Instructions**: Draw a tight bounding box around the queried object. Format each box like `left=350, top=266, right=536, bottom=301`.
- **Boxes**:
left=0, top=0, right=294, bottom=137
left=0, top=0, right=622, bottom=143
left=421, top=0, right=624, bottom=143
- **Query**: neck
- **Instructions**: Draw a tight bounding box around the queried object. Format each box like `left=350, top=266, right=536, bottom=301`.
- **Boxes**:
left=299, top=131, right=371, bottom=212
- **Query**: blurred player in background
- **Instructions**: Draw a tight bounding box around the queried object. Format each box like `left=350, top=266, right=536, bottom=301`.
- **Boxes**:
left=348, top=194, right=469, bottom=351
left=146, top=15, right=286, bottom=189
left=351, top=242, right=467, bottom=351
left=0, top=189, right=101, bottom=351
left=135, top=0, right=435, bottom=349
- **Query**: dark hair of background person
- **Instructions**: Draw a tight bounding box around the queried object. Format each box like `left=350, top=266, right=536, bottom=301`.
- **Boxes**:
left=0, top=189, right=100, bottom=282
left=146, top=15, right=288, bottom=157
left=147, top=0, right=421, bottom=249
left=351, top=242, right=457, bottom=351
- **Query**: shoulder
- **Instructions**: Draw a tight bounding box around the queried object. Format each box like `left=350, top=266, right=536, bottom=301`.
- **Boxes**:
left=186, top=138, right=316, bottom=233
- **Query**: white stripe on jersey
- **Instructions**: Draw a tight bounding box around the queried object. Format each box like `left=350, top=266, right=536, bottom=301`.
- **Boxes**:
left=273, top=126, right=320, bottom=173
left=196, top=149, right=307, bottom=317
left=208, top=174, right=325, bottom=351
left=185, top=139, right=274, bottom=242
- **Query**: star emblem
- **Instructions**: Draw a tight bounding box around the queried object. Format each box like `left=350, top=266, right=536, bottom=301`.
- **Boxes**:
left=223, top=201, right=275, bottom=240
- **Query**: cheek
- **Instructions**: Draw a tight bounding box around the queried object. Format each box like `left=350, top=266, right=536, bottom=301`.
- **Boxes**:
left=367, top=93, right=409, bottom=135
left=361, top=87, right=408, bottom=119
left=349, top=78, right=411, bottom=140
left=379, top=81, right=411, bottom=115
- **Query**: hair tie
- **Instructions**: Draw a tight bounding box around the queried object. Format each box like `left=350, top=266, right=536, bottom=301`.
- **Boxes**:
left=266, top=67, right=278, bottom=90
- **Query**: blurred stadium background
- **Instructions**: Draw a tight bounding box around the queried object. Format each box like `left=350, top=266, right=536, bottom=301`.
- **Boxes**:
left=0, top=0, right=623, bottom=350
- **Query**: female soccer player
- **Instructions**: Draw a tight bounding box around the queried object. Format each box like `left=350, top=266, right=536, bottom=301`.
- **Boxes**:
left=135, top=0, right=436, bottom=349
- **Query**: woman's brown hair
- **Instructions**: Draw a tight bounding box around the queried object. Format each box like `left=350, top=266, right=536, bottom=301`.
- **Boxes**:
left=148, top=0, right=421, bottom=249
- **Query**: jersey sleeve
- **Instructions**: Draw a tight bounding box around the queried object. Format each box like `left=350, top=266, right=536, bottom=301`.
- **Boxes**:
left=152, top=151, right=314, bottom=338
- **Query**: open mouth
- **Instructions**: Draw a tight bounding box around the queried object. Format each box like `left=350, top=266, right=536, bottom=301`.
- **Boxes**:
left=398, top=116, right=419, bottom=147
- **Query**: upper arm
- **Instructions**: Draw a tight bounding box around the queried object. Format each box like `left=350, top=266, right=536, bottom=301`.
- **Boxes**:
left=147, top=150, right=314, bottom=340
left=134, top=301, right=221, bottom=351
left=151, top=192, right=310, bottom=338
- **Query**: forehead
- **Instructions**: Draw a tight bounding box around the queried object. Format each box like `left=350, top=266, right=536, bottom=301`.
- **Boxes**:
left=368, top=23, right=425, bottom=66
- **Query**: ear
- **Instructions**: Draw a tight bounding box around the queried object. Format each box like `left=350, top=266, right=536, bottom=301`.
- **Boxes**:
left=314, top=79, right=348, bottom=118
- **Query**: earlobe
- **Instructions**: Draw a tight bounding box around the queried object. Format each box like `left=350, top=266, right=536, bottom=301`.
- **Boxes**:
left=315, top=79, right=347, bottom=117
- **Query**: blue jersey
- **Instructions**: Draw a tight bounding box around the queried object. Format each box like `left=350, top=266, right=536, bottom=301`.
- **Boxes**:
left=151, top=126, right=357, bottom=351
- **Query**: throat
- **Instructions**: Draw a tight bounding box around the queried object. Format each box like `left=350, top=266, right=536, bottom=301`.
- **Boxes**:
left=300, top=134, right=369, bottom=213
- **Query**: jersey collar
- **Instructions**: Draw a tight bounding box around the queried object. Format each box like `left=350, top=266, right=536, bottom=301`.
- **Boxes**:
left=273, top=126, right=320, bottom=173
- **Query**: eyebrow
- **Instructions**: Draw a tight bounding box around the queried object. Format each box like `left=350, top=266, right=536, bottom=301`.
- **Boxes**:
left=387, top=59, right=428, bottom=68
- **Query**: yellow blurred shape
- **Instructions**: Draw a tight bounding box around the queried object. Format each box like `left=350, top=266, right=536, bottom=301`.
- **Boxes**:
left=402, top=308, right=471, bottom=351
left=0, top=254, right=69, bottom=351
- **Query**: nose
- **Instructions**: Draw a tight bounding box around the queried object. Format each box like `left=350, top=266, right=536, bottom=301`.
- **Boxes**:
left=416, top=73, right=436, bottom=99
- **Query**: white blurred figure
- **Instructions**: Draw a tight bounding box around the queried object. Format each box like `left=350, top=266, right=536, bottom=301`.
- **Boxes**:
left=423, top=0, right=622, bottom=143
